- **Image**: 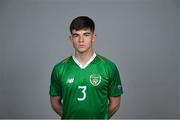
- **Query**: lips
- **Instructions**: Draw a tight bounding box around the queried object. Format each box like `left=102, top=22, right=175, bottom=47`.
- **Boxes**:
left=79, top=44, right=85, bottom=48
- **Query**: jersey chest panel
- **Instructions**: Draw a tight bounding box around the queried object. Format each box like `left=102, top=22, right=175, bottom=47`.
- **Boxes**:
left=59, top=63, right=110, bottom=117
left=60, top=63, right=109, bottom=98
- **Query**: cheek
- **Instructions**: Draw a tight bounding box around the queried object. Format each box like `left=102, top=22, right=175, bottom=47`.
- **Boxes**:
left=72, top=41, right=79, bottom=47
left=72, top=41, right=77, bottom=46
left=86, top=37, right=94, bottom=43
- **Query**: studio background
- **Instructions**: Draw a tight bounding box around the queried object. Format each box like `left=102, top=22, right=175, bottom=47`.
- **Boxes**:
left=0, top=0, right=179, bottom=119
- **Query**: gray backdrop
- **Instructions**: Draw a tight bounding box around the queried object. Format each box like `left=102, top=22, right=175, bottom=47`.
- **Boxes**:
left=0, top=0, right=179, bottom=119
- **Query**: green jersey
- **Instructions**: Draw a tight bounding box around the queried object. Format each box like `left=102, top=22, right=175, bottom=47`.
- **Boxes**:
left=49, top=53, right=123, bottom=119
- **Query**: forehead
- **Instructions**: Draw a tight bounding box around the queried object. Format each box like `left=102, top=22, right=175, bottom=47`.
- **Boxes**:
left=71, top=28, right=93, bottom=34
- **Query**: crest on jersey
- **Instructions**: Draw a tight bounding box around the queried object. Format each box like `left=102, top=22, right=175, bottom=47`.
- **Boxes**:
left=89, top=74, right=101, bottom=86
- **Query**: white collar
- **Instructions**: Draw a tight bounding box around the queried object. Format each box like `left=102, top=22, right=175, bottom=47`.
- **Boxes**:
left=72, top=52, right=96, bottom=69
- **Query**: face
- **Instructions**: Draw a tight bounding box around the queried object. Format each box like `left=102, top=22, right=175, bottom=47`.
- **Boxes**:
left=69, top=28, right=96, bottom=54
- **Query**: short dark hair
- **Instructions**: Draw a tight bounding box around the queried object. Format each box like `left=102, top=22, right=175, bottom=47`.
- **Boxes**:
left=70, top=16, right=95, bottom=34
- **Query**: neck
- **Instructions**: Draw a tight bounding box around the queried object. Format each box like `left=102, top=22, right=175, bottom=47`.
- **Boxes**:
left=74, top=50, right=94, bottom=66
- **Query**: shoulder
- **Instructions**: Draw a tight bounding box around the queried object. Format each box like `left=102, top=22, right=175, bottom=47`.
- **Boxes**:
left=96, top=54, right=120, bottom=78
left=53, top=56, right=72, bottom=70
left=96, top=54, right=117, bottom=68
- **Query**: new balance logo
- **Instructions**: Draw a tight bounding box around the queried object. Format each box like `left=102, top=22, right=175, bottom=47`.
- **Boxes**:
left=66, top=78, right=74, bottom=83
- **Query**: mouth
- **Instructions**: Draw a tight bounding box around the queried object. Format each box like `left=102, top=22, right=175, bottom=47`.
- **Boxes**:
left=79, top=45, right=85, bottom=48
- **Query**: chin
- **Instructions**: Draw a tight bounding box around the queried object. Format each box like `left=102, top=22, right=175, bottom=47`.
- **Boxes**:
left=78, top=51, right=86, bottom=54
left=77, top=48, right=87, bottom=52
left=77, top=50, right=88, bottom=54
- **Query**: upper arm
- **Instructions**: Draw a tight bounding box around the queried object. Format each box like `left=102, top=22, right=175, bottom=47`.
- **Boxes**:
left=50, top=96, right=61, bottom=102
left=109, top=96, right=121, bottom=107
left=108, top=96, right=121, bottom=118
left=108, top=64, right=123, bottom=97
left=50, top=96, right=63, bottom=116
left=49, top=66, right=62, bottom=96
left=50, top=96, right=61, bottom=106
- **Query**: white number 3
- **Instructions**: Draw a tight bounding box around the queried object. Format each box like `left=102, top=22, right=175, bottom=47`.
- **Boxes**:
left=77, top=86, right=86, bottom=101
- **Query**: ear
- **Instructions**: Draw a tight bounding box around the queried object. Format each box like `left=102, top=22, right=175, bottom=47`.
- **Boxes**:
left=92, top=33, right=96, bottom=42
left=69, top=35, right=73, bottom=43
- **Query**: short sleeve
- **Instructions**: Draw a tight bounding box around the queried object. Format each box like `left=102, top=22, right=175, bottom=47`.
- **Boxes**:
left=49, top=66, right=61, bottom=96
left=108, top=64, right=123, bottom=97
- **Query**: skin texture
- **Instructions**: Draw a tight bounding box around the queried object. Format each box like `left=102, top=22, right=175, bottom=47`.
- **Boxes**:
left=108, top=96, right=121, bottom=118
left=50, top=28, right=121, bottom=118
left=50, top=96, right=62, bottom=116
left=69, top=28, right=96, bottom=65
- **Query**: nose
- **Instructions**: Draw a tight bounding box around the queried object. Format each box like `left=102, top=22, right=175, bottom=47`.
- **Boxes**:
left=79, top=35, right=84, bottom=42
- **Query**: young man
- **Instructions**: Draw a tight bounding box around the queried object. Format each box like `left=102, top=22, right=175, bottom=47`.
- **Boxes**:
left=49, top=16, right=123, bottom=119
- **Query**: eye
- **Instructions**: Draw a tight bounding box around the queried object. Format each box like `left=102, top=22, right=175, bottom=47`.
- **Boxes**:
left=84, top=33, right=90, bottom=37
left=72, top=34, right=79, bottom=38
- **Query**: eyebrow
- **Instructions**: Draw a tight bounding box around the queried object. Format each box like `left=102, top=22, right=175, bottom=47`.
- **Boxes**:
left=72, top=32, right=91, bottom=36
left=84, top=32, right=91, bottom=34
left=72, top=33, right=79, bottom=36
